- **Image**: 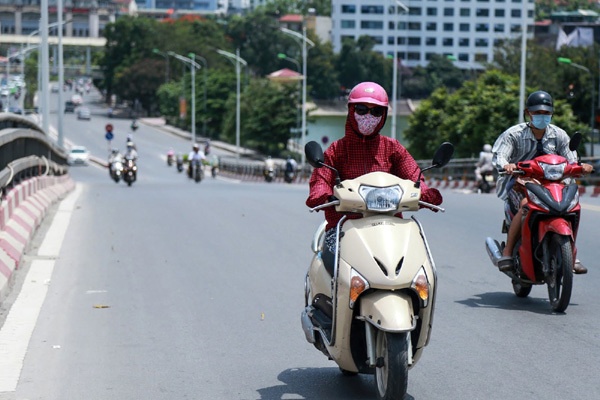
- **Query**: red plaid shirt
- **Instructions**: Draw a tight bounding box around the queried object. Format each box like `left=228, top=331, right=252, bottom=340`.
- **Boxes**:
left=306, top=118, right=442, bottom=230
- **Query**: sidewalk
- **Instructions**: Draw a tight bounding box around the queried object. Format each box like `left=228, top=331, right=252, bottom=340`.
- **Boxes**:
left=139, top=117, right=262, bottom=161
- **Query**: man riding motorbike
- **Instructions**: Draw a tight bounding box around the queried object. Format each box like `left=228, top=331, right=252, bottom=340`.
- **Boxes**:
left=475, top=143, right=494, bottom=192
left=306, top=81, right=442, bottom=272
left=187, top=143, right=206, bottom=179
left=493, top=90, right=593, bottom=274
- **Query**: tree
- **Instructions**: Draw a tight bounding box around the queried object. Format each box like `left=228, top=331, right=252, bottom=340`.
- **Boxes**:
left=221, top=78, right=298, bottom=156
left=403, top=70, right=587, bottom=159
left=492, top=38, right=598, bottom=138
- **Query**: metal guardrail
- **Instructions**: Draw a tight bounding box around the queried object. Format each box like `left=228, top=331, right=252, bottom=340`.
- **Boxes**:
left=216, top=155, right=600, bottom=186
left=0, top=113, right=70, bottom=197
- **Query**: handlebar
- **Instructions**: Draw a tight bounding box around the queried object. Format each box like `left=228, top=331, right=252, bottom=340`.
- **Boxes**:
left=309, top=199, right=445, bottom=213
left=419, top=200, right=445, bottom=213
left=309, top=199, right=340, bottom=213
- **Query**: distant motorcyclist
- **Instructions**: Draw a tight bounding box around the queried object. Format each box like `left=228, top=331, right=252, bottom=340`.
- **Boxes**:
left=204, top=140, right=211, bottom=156
left=131, top=119, right=139, bottom=132
left=124, top=141, right=138, bottom=161
left=108, top=148, right=123, bottom=174
left=187, top=143, right=206, bottom=178
left=284, top=156, right=298, bottom=183
left=475, top=144, right=494, bottom=187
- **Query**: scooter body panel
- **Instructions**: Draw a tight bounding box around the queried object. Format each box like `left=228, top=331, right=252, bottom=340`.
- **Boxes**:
left=310, top=215, right=436, bottom=372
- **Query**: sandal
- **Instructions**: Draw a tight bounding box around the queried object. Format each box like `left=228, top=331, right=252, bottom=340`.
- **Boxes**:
left=497, top=255, right=514, bottom=272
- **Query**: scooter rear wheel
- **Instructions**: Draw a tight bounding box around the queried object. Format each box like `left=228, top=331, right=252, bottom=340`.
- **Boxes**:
left=374, top=330, right=408, bottom=400
left=547, top=234, right=573, bottom=312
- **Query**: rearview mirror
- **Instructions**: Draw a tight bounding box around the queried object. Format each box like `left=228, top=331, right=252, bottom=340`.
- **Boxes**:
left=569, top=131, right=582, bottom=152
left=305, top=141, right=324, bottom=168
left=432, top=142, right=454, bottom=168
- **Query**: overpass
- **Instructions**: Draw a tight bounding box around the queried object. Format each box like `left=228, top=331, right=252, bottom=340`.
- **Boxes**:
left=0, top=35, right=105, bottom=47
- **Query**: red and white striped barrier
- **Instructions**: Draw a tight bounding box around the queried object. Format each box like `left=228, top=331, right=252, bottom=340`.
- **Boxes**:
left=0, top=175, right=75, bottom=300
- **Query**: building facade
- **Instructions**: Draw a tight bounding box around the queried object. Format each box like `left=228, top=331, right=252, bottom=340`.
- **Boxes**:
left=330, top=0, right=535, bottom=69
left=0, top=0, right=118, bottom=37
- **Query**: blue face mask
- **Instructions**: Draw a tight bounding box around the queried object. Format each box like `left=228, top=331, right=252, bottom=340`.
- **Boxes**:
left=531, top=114, right=552, bottom=130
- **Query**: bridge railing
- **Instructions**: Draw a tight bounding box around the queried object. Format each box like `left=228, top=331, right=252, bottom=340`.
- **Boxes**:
left=216, top=154, right=600, bottom=186
left=0, top=113, right=70, bottom=197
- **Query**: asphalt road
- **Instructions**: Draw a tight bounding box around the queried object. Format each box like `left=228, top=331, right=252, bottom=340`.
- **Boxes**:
left=1, top=88, right=600, bottom=399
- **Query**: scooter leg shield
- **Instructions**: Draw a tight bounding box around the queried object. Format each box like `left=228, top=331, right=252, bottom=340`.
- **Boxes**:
left=359, top=291, right=415, bottom=332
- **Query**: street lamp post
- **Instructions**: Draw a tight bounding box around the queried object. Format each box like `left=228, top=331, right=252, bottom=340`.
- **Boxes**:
left=216, top=48, right=247, bottom=161
left=190, top=53, right=208, bottom=138
left=277, top=52, right=302, bottom=139
left=280, top=27, right=314, bottom=166
left=390, top=1, right=408, bottom=141
left=558, top=57, right=595, bottom=157
left=152, top=48, right=170, bottom=84
left=168, top=51, right=201, bottom=145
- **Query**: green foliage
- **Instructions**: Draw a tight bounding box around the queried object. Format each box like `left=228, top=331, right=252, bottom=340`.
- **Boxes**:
left=221, top=79, right=299, bottom=156
left=402, top=54, right=467, bottom=99
left=491, top=38, right=597, bottom=152
left=404, top=70, right=587, bottom=159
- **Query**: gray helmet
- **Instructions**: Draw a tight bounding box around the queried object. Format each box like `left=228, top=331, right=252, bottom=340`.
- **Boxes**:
left=526, top=91, right=554, bottom=113
left=483, top=144, right=492, bottom=152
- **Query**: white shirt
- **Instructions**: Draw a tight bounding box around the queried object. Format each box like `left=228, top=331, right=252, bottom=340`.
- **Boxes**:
left=188, top=150, right=206, bottom=163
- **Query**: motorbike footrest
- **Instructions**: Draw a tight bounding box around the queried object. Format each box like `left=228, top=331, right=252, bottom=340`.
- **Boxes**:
left=310, top=308, right=332, bottom=332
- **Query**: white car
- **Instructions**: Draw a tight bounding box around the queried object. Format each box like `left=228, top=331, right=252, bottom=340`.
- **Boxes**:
left=77, top=106, right=91, bottom=120
left=67, top=146, right=90, bottom=166
left=71, top=94, right=83, bottom=105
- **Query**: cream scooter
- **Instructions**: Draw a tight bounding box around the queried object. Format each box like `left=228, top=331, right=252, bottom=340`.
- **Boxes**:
left=301, top=141, right=454, bottom=400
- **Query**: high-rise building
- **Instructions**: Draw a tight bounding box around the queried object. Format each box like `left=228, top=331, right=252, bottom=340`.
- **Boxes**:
left=330, top=0, right=535, bottom=69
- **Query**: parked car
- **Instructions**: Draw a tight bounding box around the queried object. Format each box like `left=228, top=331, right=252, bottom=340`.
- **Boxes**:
left=67, top=146, right=90, bottom=166
left=77, top=106, right=91, bottom=120
left=65, top=101, right=76, bottom=113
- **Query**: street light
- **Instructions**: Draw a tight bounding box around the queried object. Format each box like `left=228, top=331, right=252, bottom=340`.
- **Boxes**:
left=152, top=48, right=170, bottom=84
left=216, top=48, right=247, bottom=161
left=389, top=0, right=408, bottom=141
left=558, top=57, right=595, bottom=157
left=189, top=53, right=208, bottom=138
left=168, top=51, right=201, bottom=145
left=280, top=26, right=314, bottom=166
left=25, top=17, right=71, bottom=143
left=277, top=53, right=302, bottom=137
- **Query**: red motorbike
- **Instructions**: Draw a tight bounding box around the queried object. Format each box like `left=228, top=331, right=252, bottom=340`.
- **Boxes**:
left=485, top=133, right=586, bottom=312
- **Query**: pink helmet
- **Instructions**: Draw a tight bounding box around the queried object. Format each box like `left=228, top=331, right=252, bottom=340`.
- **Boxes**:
left=348, top=82, right=389, bottom=107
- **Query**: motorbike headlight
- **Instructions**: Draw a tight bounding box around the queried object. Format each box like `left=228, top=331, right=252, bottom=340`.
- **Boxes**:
left=358, top=185, right=402, bottom=212
left=539, top=162, right=566, bottom=181
left=411, top=267, right=430, bottom=307
left=349, top=269, right=370, bottom=309
left=526, top=189, right=550, bottom=211
left=567, top=190, right=580, bottom=212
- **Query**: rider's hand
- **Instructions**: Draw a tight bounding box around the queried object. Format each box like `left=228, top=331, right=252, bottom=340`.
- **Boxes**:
left=581, top=163, right=594, bottom=175
left=503, top=163, right=517, bottom=174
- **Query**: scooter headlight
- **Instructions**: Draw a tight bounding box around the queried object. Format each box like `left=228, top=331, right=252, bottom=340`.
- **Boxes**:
left=411, top=267, right=430, bottom=307
left=358, top=185, right=402, bottom=212
left=349, top=269, right=370, bottom=309
left=539, top=162, right=566, bottom=181
left=567, top=190, right=580, bottom=211
left=526, top=189, right=550, bottom=211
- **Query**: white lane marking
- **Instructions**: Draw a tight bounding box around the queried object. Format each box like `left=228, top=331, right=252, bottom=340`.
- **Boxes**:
left=0, top=260, right=53, bottom=392
left=581, top=202, right=600, bottom=212
left=37, top=184, right=82, bottom=258
left=0, top=184, right=82, bottom=392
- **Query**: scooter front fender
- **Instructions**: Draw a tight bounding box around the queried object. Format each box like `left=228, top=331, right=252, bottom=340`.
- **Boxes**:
left=358, top=291, right=416, bottom=332
left=538, top=217, right=573, bottom=242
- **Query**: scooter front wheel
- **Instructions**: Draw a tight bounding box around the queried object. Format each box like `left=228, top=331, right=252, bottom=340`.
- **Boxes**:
left=374, top=330, right=408, bottom=400
left=547, top=234, right=573, bottom=312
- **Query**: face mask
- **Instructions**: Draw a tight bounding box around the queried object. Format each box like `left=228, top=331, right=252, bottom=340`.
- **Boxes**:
left=354, top=112, right=382, bottom=136
left=531, top=114, right=552, bottom=130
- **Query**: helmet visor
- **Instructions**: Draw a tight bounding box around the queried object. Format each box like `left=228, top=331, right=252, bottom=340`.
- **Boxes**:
left=528, top=104, right=553, bottom=113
